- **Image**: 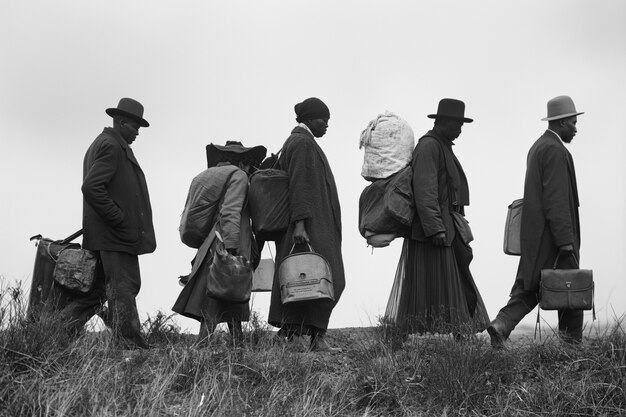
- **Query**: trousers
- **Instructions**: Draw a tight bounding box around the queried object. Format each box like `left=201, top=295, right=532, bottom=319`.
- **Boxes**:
left=493, top=255, right=583, bottom=342
left=60, top=250, right=144, bottom=343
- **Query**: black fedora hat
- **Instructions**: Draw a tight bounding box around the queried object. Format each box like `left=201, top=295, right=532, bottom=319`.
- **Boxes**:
left=106, top=97, right=150, bottom=127
left=206, top=141, right=267, bottom=169
left=428, top=98, right=473, bottom=123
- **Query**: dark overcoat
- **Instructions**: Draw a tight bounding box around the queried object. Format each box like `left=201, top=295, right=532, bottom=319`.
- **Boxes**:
left=518, top=130, right=580, bottom=291
left=268, top=126, right=345, bottom=332
left=82, top=127, right=156, bottom=255
left=410, top=131, right=469, bottom=246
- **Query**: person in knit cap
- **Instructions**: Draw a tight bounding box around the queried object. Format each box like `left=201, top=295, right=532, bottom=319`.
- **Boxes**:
left=267, top=97, right=345, bottom=352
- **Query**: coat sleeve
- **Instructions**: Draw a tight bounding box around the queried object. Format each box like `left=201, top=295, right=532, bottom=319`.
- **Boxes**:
left=285, top=137, right=318, bottom=223
left=81, top=139, right=125, bottom=227
left=541, top=146, right=575, bottom=247
left=413, top=139, right=446, bottom=237
left=218, top=170, right=248, bottom=250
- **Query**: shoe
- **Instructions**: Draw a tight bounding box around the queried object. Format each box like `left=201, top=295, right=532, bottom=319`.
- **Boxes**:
left=309, top=334, right=342, bottom=353
left=487, top=321, right=506, bottom=350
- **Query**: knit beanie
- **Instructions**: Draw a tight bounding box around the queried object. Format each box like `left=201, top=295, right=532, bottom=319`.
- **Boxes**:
left=294, top=97, right=330, bottom=123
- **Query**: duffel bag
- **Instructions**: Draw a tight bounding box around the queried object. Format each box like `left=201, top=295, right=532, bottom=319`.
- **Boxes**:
left=249, top=151, right=290, bottom=241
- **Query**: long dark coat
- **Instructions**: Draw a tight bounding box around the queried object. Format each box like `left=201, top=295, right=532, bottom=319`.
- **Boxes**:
left=411, top=132, right=469, bottom=245
left=268, top=126, right=345, bottom=332
left=82, top=127, right=156, bottom=255
left=518, top=130, right=581, bottom=291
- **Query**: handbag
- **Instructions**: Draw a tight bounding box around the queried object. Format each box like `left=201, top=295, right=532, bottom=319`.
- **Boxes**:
left=278, top=243, right=334, bottom=304
left=53, top=246, right=98, bottom=293
left=539, top=253, right=594, bottom=312
left=451, top=210, right=473, bottom=244
left=248, top=149, right=290, bottom=241
left=206, top=231, right=253, bottom=303
left=503, top=198, right=523, bottom=255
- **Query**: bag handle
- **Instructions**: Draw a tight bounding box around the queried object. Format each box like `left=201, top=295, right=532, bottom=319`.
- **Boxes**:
left=288, top=242, right=314, bottom=255
left=552, top=251, right=579, bottom=269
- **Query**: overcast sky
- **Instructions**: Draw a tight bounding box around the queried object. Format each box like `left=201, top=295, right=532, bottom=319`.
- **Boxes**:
left=1, top=1, right=624, bottom=334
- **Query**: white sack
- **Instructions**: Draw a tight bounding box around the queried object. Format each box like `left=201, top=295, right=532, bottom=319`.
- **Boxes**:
left=359, top=111, right=414, bottom=181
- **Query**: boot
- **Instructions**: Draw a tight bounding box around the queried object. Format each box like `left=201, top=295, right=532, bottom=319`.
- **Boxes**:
left=309, top=329, right=341, bottom=353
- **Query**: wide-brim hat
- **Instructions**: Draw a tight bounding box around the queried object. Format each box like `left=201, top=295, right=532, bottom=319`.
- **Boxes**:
left=541, top=95, right=584, bottom=121
left=427, top=98, right=473, bottom=123
left=106, top=97, right=150, bottom=127
left=206, top=141, right=267, bottom=169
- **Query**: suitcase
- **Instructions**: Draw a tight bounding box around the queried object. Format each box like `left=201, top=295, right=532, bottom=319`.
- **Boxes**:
left=28, top=230, right=84, bottom=319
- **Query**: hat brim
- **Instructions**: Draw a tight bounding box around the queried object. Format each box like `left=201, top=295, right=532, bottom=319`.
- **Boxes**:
left=106, top=108, right=150, bottom=127
left=541, top=111, right=584, bottom=121
left=206, top=144, right=267, bottom=168
left=428, top=114, right=473, bottom=123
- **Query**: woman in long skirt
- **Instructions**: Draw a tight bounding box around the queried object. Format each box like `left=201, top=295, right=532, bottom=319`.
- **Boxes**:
left=386, top=99, right=489, bottom=336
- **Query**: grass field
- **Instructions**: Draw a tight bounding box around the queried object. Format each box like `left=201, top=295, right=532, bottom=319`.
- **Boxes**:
left=1, top=282, right=625, bottom=416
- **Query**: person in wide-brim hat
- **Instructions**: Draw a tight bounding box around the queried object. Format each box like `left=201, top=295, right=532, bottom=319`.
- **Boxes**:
left=205, top=141, right=267, bottom=169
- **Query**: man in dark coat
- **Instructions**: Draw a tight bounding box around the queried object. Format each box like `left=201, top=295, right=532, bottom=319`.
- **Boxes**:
left=60, top=98, right=156, bottom=349
left=488, top=95, right=584, bottom=347
left=268, top=97, right=345, bottom=352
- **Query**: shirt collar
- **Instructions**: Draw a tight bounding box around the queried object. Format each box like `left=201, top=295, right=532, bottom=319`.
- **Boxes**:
left=547, top=129, right=564, bottom=142
left=298, top=122, right=314, bottom=137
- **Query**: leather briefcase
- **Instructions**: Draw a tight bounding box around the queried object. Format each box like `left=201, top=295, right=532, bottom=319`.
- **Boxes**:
left=278, top=243, right=334, bottom=304
left=540, top=254, right=594, bottom=311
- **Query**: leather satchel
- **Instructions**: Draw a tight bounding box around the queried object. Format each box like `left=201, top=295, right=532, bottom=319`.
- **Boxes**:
left=503, top=198, right=523, bottom=255
left=206, top=231, right=253, bottom=303
left=540, top=253, right=594, bottom=311
left=53, top=247, right=98, bottom=293
left=451, top=210, right=473, bottom=244
left=278, top=243, right=334, bottom=304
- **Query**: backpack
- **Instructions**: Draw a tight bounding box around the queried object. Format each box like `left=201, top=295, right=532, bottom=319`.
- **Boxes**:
left=358, top=165, right=413, bottom=247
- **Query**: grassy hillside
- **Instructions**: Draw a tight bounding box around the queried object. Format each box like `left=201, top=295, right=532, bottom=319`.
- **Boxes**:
left=1, top=282, right=625, bottom=416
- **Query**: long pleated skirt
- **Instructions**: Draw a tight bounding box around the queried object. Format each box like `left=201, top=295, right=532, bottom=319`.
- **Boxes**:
left=386, top=237, right=490, bottom=335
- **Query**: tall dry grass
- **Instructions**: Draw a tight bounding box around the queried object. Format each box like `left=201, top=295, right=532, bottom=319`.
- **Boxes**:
left=1, top=279, right=625, bottom=416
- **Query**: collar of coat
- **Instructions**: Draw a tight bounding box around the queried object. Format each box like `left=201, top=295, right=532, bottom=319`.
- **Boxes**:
left=103, top=127, right=141, bottom=168
left=292, top=125, right=314, bottom=138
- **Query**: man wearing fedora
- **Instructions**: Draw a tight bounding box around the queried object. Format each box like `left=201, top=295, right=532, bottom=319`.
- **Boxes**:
left=60, top=97, right=156, bottom=349
left=388, top=98, right=490, bottom=338
left=488, top=95, right=584, bottom=348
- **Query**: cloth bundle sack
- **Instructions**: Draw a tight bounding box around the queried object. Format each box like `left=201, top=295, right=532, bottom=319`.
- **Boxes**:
left=540, top=254, right=594, bottom=311
left=53, top=247, right=98, bottom=293
left=278, top=243, right=334, bottom=304
left=180, top=171, right=234, bottom=249
left=206, top=231, right=253, bottom=303
left=249, top=152, right=290, bottom=241
left=360, top=111, right=415, bottom=181
left=503, top=198, right=523, bottom=255
left=359, top=165, right=413, bottom=247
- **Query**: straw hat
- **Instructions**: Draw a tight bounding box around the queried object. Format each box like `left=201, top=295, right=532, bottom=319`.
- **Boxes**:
left=205, top=141, right=267, bottom=168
